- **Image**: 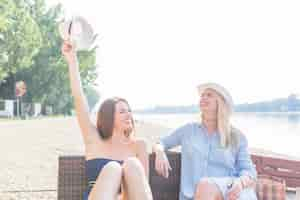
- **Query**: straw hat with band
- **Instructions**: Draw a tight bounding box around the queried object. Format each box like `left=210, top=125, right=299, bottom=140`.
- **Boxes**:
left=197, top=83, right=234, bottom=114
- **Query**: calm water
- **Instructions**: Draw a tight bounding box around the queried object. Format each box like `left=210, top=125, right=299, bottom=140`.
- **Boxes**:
left=135, top=112, right=300, bottom=158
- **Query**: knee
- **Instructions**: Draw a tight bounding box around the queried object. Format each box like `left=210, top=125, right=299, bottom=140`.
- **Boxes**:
left=195, top=178, right=217, bottom=199
left=195, top=178, right=211, bottom=193
left=123, top=157, right=144, bottom=176
left=101, top=161, right=123, bottom=177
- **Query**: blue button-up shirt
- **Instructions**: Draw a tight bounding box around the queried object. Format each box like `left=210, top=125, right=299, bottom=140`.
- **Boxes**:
left=160, top=122, right=257, bottom=200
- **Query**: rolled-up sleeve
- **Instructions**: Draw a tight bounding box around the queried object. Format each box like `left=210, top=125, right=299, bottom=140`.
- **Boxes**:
left=160, top=123, right=189, bottom=150
left=236, top=133, right=257, bottom=179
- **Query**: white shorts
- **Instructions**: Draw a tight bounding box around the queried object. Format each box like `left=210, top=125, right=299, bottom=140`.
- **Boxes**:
left=206, top=177, right=257, bottom=200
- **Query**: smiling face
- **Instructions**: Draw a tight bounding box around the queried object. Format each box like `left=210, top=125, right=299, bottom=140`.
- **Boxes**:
left=198, top=87, right=235, bottom=148
left=96, top=98, right=134, bottom=139
left=114, top=101, right=133, bottom=132
left=199, top=88, right=220, bottom=113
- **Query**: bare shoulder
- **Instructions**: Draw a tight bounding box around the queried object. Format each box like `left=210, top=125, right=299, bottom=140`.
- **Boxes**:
left=133, top=138, right=149, bottom=154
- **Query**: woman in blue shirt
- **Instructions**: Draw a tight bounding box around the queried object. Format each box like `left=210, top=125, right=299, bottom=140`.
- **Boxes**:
left=153, top=83, right=257, bottom=200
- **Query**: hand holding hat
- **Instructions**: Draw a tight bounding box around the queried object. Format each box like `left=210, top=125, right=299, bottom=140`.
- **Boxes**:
left=59, top=16, right=96, bottom=51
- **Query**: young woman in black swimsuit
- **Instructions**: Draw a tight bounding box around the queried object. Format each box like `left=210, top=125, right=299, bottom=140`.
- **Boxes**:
left=62, top=41, right=153, bottom=200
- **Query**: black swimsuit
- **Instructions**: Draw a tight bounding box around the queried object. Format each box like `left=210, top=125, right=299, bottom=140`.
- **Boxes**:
left=83, top=158, right=123, bottom=200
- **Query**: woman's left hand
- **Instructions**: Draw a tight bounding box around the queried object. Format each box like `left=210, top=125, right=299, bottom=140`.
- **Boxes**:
left=227, top=179, right=243, bottom=200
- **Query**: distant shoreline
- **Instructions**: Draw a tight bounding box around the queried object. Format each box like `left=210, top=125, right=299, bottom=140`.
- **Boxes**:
left=135, top=111, right=300, bottom=114
left=135, top=96, right=300, bottom=113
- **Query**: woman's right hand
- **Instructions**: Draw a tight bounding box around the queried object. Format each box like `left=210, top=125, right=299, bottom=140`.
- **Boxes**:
left=61, top=40, right=77, bottom=65
left=155, top=149, right=172, bottom=178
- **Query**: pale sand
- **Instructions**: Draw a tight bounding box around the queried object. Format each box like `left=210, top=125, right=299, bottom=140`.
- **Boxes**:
left=0, top=117, right=296, bottom=199
left=0, top=117, right=169, bottom=199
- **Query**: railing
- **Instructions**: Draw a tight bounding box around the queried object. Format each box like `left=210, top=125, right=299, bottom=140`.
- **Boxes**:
left=0, top=99, right=14, bottom=117
left=0, top=99, right=44, bottom=118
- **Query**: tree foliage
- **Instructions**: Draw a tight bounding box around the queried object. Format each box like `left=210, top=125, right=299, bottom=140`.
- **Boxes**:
left=0, top=0, right=98, bottom=114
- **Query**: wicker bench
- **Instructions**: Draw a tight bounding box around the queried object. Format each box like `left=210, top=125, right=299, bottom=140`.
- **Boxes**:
left=58, top=152, right=300, bottom=200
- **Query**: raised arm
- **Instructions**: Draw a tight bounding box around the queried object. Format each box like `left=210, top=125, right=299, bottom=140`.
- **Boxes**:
left=61, top=41, right=99, bottom=145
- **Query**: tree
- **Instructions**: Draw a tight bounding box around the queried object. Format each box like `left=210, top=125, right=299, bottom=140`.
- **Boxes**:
left=0, top=0, right=98, bottom=114
left=22, top=2, right=98, bottom=114
left=0, top=0, right=42, bottom=99
left=84, top=85, right=100, bottom=110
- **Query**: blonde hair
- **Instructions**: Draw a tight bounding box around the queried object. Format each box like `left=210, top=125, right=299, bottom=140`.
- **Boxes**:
left=201, top=91, right=239, bottom=148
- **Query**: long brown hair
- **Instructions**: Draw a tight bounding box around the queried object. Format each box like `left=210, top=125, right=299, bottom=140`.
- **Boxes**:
left=96, top=97, right=134, bottom=140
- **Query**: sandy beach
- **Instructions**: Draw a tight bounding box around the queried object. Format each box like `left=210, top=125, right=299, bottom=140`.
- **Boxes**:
left=0, top=117, right=169, bottom=199
left=0, top=117, right=296, bottom=199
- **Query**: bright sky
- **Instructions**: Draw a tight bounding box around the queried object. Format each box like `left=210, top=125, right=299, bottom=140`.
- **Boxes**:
left=48, top=0, right=300, bottom=109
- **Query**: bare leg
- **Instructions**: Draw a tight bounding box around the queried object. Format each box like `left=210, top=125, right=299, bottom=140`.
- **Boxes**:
left=194, top=178, right=223, bottom=200
left=88, top=161, right=122, bottom=200
left=122, top=157, right=153, bottom=200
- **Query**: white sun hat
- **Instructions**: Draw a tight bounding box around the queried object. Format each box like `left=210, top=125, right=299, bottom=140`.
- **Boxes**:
left=59, top=16, right=96, bottom=51
left=197, top=82, right=234, bottom=113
